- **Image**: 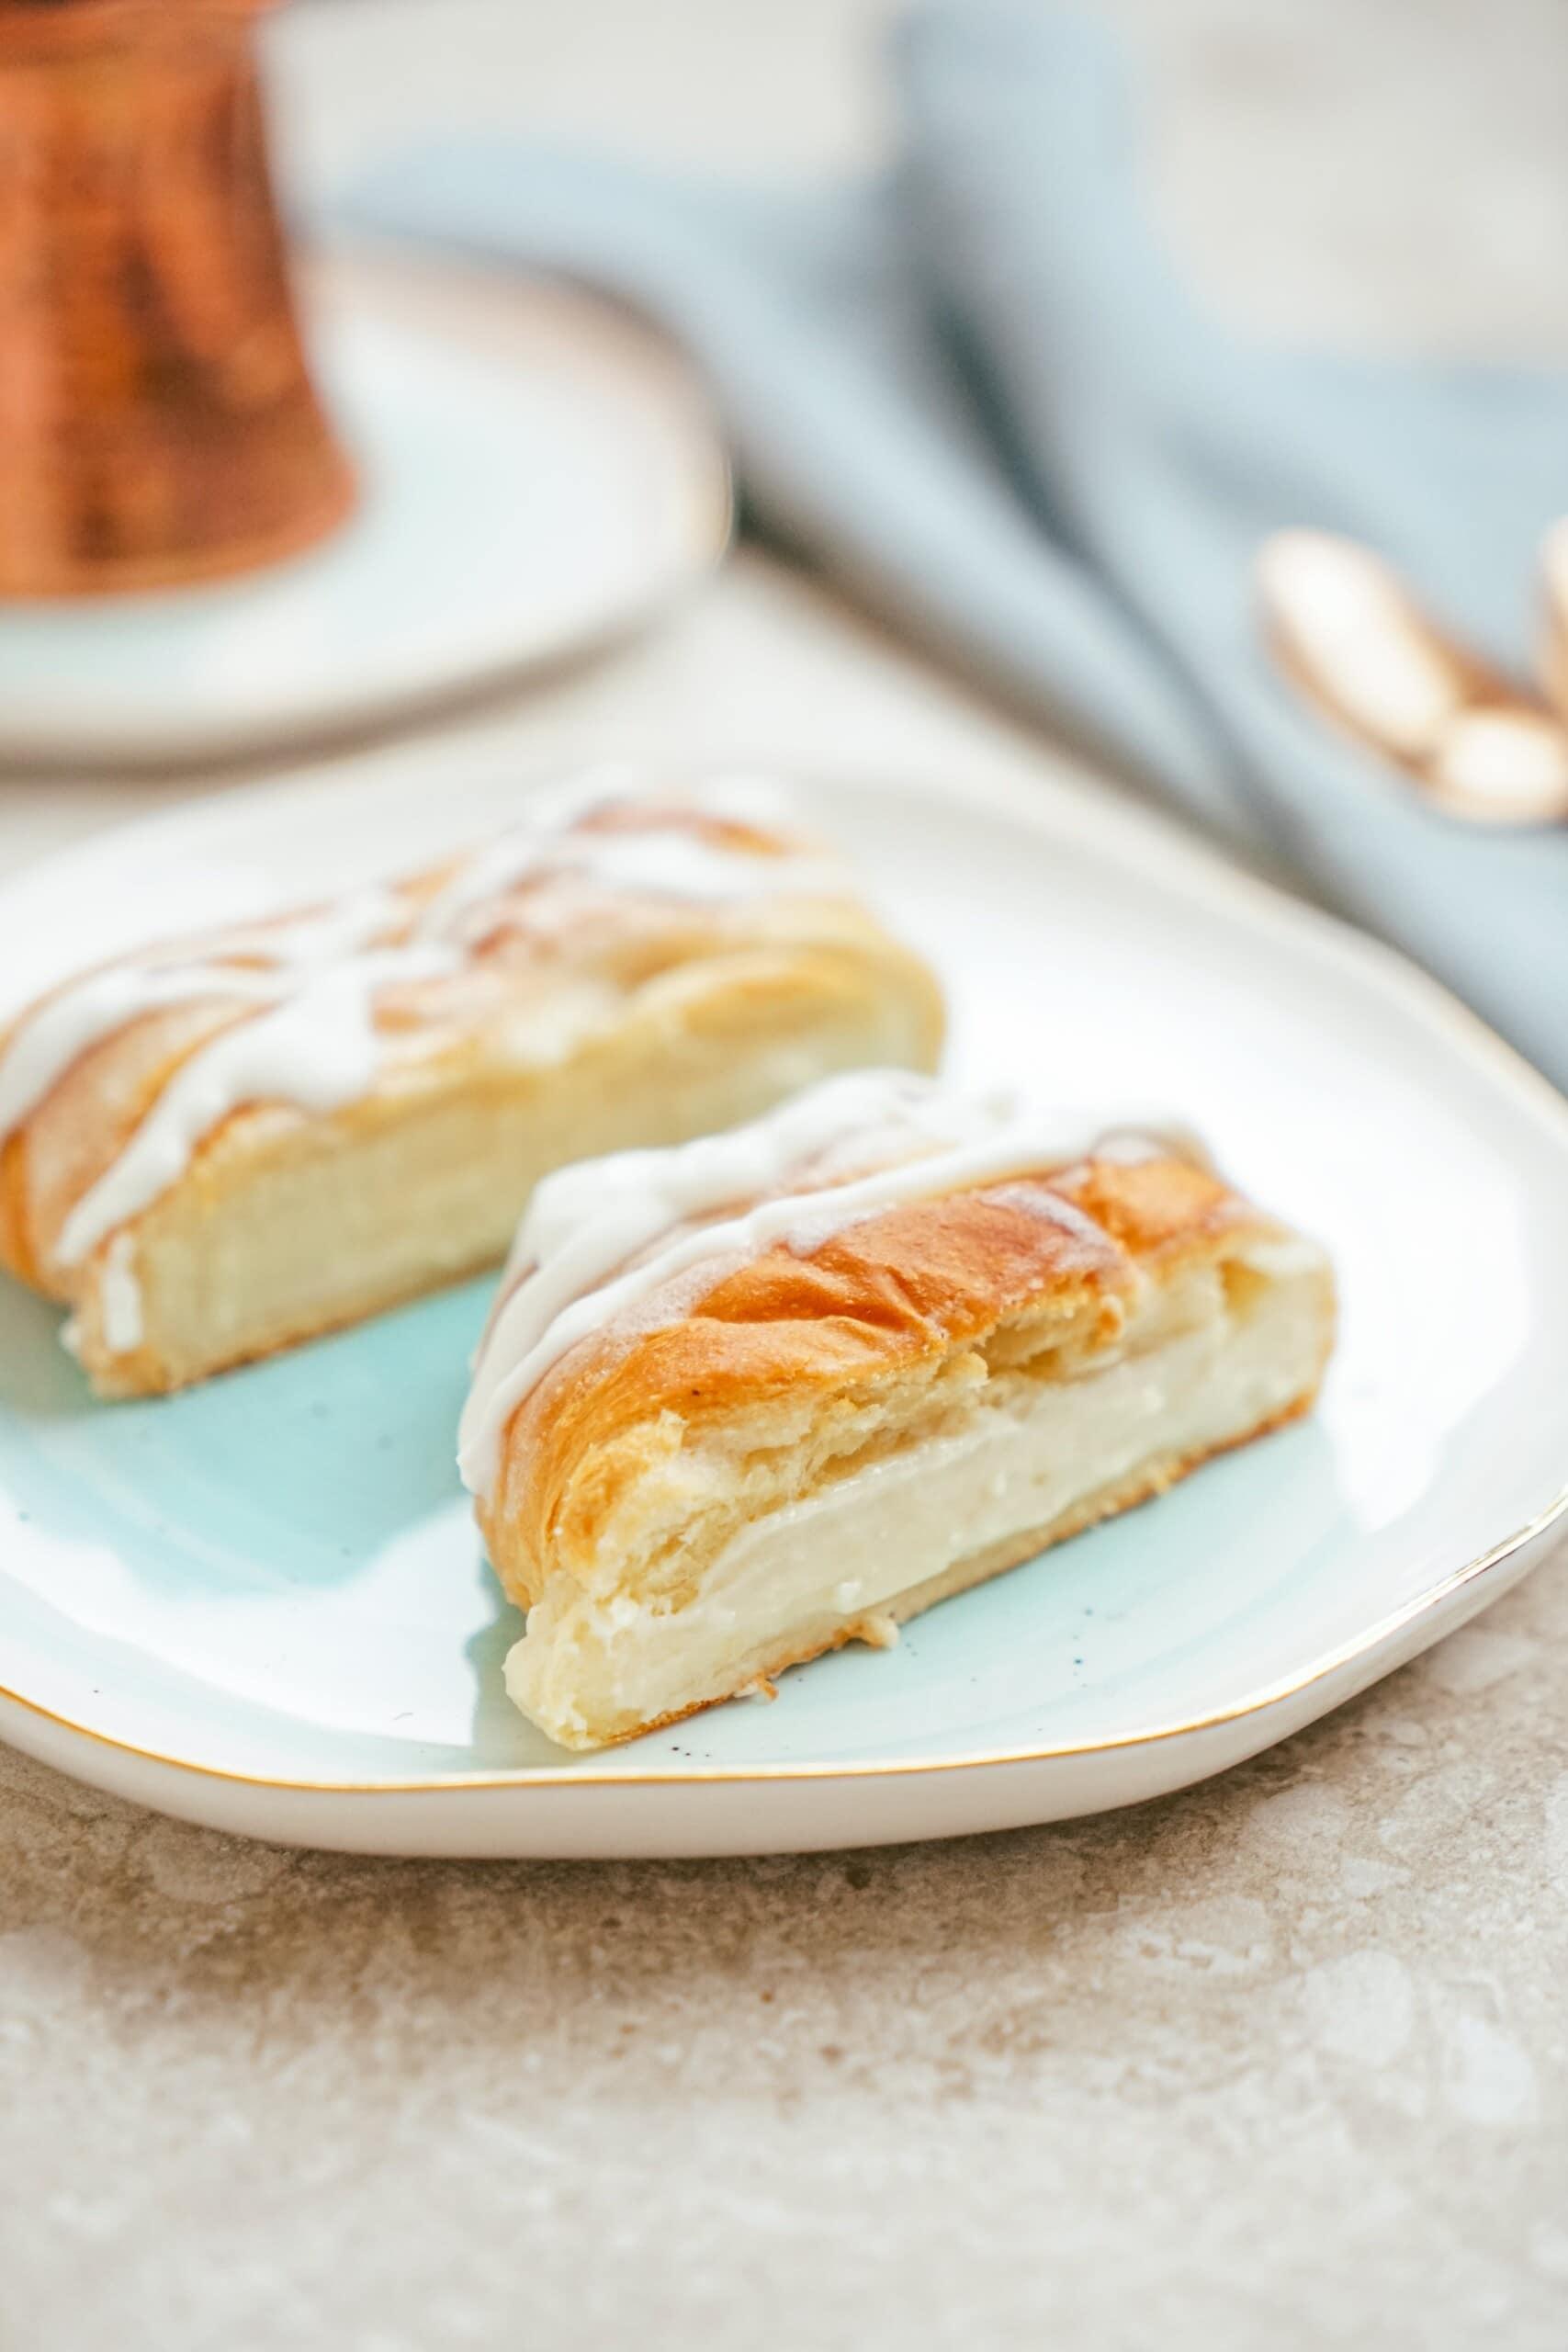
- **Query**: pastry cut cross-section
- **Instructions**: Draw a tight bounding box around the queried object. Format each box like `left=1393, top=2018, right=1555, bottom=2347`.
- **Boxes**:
left=465, top=1069, right=1337, bottom=1750
left=0, top=773, right=942, bottom=1396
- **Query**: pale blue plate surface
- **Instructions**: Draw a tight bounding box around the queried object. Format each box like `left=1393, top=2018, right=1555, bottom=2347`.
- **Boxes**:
left=2, top=761, right=1564, bottom=1851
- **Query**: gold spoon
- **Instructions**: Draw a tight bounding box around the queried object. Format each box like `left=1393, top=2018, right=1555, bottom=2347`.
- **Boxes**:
left=1257, top=527, right=1568, bottom=827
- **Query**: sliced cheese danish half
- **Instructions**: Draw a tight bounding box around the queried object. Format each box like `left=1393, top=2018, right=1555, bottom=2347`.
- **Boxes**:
left=463, top=1069, right=1336, bottom=1750
left=0, top=772, right=942, bottom=1396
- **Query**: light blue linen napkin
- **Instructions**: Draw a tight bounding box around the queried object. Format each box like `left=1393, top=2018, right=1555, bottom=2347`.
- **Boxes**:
left=346, top=1, right=1568, bottom=1088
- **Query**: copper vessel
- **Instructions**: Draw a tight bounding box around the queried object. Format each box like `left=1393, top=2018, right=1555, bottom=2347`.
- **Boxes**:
left=0, top=0, right=355, bottom=597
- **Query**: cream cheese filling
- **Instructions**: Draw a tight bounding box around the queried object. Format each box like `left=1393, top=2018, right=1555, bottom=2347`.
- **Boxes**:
left=504, top=1260, right=1324, bottom=1746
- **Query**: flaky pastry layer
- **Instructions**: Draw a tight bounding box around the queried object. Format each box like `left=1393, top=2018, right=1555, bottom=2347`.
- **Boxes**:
left=481, top=1153, right=1336, bottom=1748
left=0, top=808, right=943, bottom=1395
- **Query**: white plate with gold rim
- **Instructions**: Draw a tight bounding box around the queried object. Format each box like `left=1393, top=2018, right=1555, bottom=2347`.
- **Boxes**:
left=1, top=762, right=1565, bottom=1856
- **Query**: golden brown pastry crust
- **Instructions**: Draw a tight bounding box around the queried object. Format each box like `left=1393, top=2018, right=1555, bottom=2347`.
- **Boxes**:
left=0, top=801, right=945, bottom=1393
left=480, top=1152, right=1291, bottom=1617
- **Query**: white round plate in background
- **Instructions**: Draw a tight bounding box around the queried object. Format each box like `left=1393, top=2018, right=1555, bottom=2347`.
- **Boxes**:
left=0, top=252, right=731, bottom=769
left=0, top=757, right=1565, bottom=1855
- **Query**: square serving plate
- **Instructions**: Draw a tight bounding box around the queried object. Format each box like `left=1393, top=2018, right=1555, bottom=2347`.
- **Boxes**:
left=1, top=762, right=1564, bottom=1856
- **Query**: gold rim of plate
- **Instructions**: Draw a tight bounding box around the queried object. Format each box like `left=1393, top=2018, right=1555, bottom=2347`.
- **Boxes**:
left=3, top=774, right=1566, bottom=1796
left=2, top=1486, right=1566, bottom=1792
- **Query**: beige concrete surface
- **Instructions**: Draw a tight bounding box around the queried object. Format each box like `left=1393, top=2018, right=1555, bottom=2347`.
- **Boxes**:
left=3, top=5, right=1567, bottom=2346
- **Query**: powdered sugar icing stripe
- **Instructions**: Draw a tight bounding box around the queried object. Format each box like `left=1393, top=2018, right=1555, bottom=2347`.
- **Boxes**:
left=0, top=772, right=836, bottom=1301
left=0, top=885, right=403, bottom=1146
left=412, top=777, right=841, bottom=946
left=54, top=944, right=458, bottom=1265
left=459, top=1070, right=1204, bottom=1497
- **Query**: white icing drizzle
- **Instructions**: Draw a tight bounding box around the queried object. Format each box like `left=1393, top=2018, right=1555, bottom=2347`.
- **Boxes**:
left=419, top=827, right=837, bottom=945
left=0, top=885, right=401, bottom=1144
left=412, top=781, right=839, bottom=947
left=54, top=946, right=457, bottom=1266
left=410, top=768, right=638, bottom=943
left=459, top=1069, right=1204, bottom=1498
left=197, top=887, right=405, bottom=970
left=0, top=772, right=832, bottom=1306
left=0, top=963, right=287, bottom=1142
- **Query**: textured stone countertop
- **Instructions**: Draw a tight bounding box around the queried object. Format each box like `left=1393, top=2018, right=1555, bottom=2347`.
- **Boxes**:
left=4, top=4, right=1567, bottom=2345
